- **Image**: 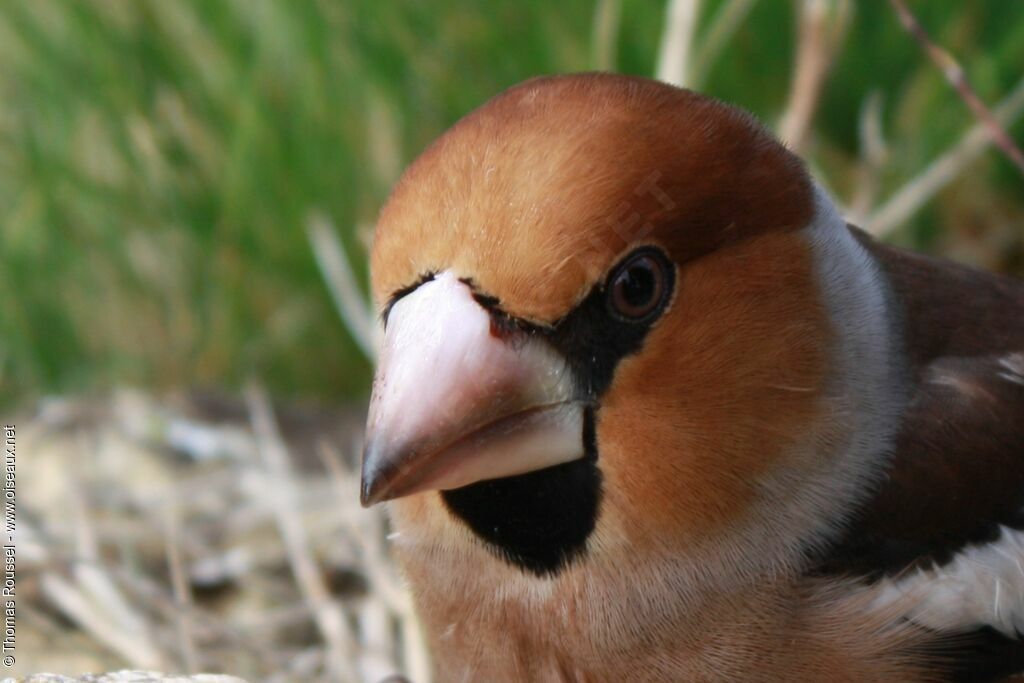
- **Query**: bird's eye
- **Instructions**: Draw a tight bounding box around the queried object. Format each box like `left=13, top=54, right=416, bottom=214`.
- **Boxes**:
left=607, top=249, right=671, bottom=322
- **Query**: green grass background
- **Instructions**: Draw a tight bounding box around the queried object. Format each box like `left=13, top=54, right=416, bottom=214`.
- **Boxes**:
left=1, top=1, right=1022, bottom=405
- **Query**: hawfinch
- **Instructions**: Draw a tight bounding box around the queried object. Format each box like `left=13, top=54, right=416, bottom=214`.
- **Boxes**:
left=360, top=74, right=1024, bottom=682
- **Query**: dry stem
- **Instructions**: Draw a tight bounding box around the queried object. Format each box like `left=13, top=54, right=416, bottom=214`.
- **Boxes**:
left=867, top=75, right=1024, bottom=236
left=591, top=0, right=622, bottom=71
left=889, top=0, right=1024, bottom=176
left=656, top=0, right=702, bottom=88
left=307, top=212, right=380, bottom=362
left=778, top=0, right=850, bottom=154
left=245, top=383, right=361, bottom=683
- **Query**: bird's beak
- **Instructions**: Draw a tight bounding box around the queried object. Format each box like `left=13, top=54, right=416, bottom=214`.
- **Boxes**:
left=360, top=271, right=585, bottom=506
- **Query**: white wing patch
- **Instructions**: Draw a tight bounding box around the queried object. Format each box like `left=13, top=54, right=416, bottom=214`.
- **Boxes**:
left=869, top=525, right=1024, bottom=638
left=999, top=353, right=1024, bottom=386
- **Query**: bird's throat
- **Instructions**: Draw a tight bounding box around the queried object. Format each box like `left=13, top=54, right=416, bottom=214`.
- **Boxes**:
left=441, top=407, right=602, bottom=576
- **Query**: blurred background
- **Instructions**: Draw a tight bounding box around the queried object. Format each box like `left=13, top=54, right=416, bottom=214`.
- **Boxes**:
left=4, top=0, right=1022, bottom=680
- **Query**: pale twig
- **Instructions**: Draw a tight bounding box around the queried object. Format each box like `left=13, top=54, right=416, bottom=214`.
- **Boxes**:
left=401, top=610, right=433, bottom=683
left=591, top=0, right=622, bottom=71
left=778, top=0, right=850, bottom=154
left=66, top=454, right=166, bottom=665
left=307, top=211, right=380, bottom=362
left=656, top=0, right=702, bottom=88
left=163, top=501, right=200, bottom=673
left=30, top=511, right=162, bottom=668
left=889, top=0, right=1024, bottom=175
left=848, top=91, right=889, bottom=226
left=317, top=440, right=433, bottom=682
left=40, top=572, right=165, bottom=668
left=316, top=442, right=412, bottom=615
left=690, top=0, right=758, bottom=89
left=311, top=438, right=399, bottom=683
left=358, top=599, right=397, bottom=683
left=33, top=512, right=273, bottom=670
left=108, top=560, right=280, bottom=672
left=867, top=75, right=1024, bottom=236
left=245, top=382, right=360, bottom=683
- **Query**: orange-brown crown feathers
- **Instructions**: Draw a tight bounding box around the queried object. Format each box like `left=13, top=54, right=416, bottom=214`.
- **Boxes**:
left=371, top=73, right=814, bottom=323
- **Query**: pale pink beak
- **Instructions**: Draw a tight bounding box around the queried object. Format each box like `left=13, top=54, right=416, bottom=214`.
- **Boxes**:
left=360, top=272, right=585, bottom=506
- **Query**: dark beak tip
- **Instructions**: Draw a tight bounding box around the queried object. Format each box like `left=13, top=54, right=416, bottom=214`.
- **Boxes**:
left=360, top=478, right=394, bottom=508
left=359, top=447, right=389, bottom=508
left=359, top=461, right=380, bottom=508
left=360, top=436, right=414, bottom=507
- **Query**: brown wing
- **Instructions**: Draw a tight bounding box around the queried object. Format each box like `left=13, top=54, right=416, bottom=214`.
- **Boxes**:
left=818, top=229, right=1024, bottom=578
left=819, top=352, right=1024, bottom=577
left=816, top=232, right=1024, bottom=681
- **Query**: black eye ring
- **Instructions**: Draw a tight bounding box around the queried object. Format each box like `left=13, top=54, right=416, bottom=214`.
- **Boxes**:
left=606, top=247, right=674, bottom=323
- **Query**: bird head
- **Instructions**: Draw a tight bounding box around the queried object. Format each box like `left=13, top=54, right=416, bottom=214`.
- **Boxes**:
left=360, top=74, right=900, bottom=582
